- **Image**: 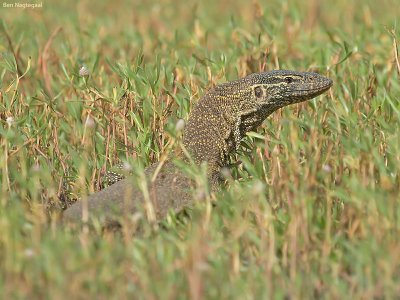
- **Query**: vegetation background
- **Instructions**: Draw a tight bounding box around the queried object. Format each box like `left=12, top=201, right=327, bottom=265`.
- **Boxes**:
left=0, top=0, right=399, bottom=298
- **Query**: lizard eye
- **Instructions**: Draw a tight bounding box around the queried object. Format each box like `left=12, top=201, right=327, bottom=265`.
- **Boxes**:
left=254, top=86, right=263, bottom=98
left=285, top=76, right=293, bottom=84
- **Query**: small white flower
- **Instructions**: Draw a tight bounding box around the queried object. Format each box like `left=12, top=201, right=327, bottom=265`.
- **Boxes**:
left=175, top=119, right=185, bottom=132
left=194, top=188, right=207, bottom=201
left=6, top=116, right=14, bottom=127
left=85, top=116, right=95, bottom=128
left=79, top=66, right=90, bottom=77
left=24, top=248, right=35, bottom=258
left=31, top=162, right=40, bottom=172
left=322, top=164, right=332, bottom=173
left=122, top=161, right=133, bottom=172
left=252, top=181, right=264, bottom=195
left=220, top=167, right=232, bottom=180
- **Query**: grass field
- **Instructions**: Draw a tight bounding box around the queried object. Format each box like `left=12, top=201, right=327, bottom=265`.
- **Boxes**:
left=1, top=0, right=400, bottom=298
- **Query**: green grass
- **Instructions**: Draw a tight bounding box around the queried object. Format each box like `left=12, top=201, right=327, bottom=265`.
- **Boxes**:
left=1, top=0, right=400, bottom=298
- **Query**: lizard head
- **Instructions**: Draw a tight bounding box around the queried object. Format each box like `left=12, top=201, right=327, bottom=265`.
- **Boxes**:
left=247, top=70, right=332, bottom=108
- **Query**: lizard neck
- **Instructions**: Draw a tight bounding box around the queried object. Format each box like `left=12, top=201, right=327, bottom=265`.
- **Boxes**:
left=182, top=86, right=278, bottom=165
left=182, top=92, right=234, bottom=181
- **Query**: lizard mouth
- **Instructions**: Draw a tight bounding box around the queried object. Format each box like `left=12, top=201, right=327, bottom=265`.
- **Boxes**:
left=279, top=83, right=332, bottom=105
left=293, top=80, right=333, bottom=98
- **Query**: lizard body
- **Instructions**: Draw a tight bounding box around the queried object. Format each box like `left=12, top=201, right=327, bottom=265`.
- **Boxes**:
left=63, top=70, right=332, bottom=225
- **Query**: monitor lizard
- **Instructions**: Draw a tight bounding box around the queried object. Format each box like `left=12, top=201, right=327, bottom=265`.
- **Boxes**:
left=63, top=70, right=332, bottom=226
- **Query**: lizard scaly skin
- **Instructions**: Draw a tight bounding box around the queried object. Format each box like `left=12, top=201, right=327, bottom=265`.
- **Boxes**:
left=63, top=70, right=332, bottom=225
